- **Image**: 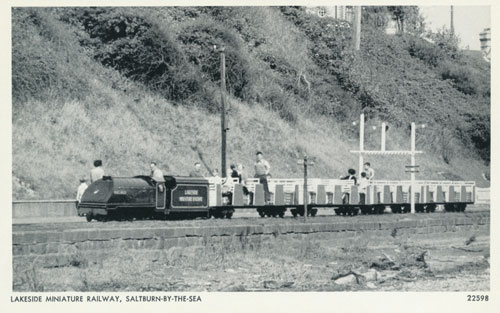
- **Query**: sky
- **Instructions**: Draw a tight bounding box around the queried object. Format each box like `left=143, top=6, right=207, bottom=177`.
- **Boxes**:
left=419, top=6, right=490, bottom=50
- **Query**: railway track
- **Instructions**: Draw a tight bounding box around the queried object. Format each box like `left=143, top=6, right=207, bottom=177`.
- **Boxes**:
left=13, top=209, right=489, bottom=232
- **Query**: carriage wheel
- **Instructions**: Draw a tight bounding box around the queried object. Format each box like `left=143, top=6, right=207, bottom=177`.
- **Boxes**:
left=85, top=214, right=93, bottom=222
left=390, top=205, right=400, bottom=214
left=403, top=204, right=411, bottom=213
left=278, top=210, right=285, bottom=218
left=444, top=204, right=455, bottom=212
left=225, top=211, right=233, bottom=219
left=310, top=208, right=318, bottom=217
left=425, top=203, right=436, bottom=213
left=291, top=209, right=298, bottom=218
left=95, top=214, right=107, bottom=222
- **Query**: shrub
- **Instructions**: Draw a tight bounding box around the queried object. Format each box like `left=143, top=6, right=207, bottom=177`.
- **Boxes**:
left=178, top=18, right=255, bottom=101
left=12, top=8, right=91, bottom=102
left=65, top=8, right=205, bottom=101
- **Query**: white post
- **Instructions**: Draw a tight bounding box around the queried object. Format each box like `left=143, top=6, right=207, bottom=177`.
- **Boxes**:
left=381, top=122, right=386, bottom=151
left=410, top=122, right=416, bottom=214
left=359, top=114, right=364, bottom=175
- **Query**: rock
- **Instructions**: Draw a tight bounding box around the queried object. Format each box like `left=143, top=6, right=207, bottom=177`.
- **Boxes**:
left=334, top=274, right=357, bottom=285
left=228, top=284, right=246, bottom=291
left=263, top=280, right=279, bottom=289
left=280, top=281, right=295, bottom=288
left=366, top=282, right=377, bottom=289
left=361, top=269, right=379, bottom=281
left=370, top=258, right=396, bottom=270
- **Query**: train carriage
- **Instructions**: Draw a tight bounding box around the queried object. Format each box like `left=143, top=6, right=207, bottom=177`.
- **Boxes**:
left=77, top=175, right=476, bottom=221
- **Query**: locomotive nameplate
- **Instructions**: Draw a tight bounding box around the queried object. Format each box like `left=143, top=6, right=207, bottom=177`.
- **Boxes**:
left=171, top=184, right=208, bottom=209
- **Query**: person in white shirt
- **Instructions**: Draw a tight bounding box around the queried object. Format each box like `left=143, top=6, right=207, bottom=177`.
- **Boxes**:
left=358, top=172, right=369, bottom=205
left=76, top=177, right=88, bottom=203
left=90, top=160, right=105, bottom=183
left=254, top=151, right=271, bottom=203
left=363, top=162, right=375, bottom=180
left=150, top=162, right=166, bottom=192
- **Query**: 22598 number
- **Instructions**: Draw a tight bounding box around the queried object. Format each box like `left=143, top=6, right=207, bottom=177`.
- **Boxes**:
left=467, top=295, right=489, bottom=301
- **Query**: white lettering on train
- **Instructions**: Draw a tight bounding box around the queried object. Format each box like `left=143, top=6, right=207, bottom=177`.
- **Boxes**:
left=179, top=196, right=203, bottom=202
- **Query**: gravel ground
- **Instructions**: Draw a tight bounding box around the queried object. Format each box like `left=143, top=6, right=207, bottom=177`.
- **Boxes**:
left=13, top=228, right=489, bottom=292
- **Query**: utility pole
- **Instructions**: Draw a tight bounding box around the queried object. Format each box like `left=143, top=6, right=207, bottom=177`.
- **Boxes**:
left=297, top=155, right=314, bottom=222
left=450, top=6, right=455, bottom=35
left=303, top=155, right=308, bottom=223
left=410, top=123, right=416, bottom=213
left=218, top=46, right=228, bottom=178
left=353, top=6, right=362, bottom=51
left=358, top=113, right=365, bottom=175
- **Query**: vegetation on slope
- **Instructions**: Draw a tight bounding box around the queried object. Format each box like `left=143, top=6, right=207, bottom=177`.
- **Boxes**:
left=12, top=7, right=490, bottom=199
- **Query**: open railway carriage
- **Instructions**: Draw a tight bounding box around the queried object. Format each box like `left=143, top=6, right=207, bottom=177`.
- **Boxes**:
left=78, top=175, right=475, bottom=221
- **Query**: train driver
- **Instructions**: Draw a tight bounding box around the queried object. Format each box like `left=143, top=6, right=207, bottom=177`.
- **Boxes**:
left=189, top=162, right=204, bottom=177
left=90, top=160, right=105, bottom=183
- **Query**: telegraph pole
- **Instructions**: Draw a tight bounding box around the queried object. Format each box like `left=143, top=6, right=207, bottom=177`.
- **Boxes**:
left=410, top=122, right=416, bottom=213
left=218, top=46, right=227, bottom=178
left=353, top=6, right=362, bottom=51
left=358, top=113, right=365, bottom=175
left=303, top=156, right=309, bottom=222
left=450, top=6, right=455, bottom=35
left=298, top=155, right=314, bottom=222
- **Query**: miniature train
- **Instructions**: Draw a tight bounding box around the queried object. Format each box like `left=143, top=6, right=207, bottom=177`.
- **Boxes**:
left=77, top=174, right=475, bottom=221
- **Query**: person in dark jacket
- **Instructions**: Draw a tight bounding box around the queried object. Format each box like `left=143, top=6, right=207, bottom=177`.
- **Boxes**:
left=340, top=168, right=357, bottom=185
left=340, top=168, right=357, bottom=204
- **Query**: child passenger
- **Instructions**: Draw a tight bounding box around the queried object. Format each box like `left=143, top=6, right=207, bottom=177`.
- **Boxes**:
left=358, top=172, right=368, bottom=205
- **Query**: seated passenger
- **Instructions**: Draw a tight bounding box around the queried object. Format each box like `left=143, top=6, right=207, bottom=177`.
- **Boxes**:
left=358, top=172, right=368, bottom=204
left=237, top=163, right=252, bottom=203
left=340, top=168, right=357, bottom=204
left=189, top=162, right=204, bottom=177
left=76, top=177, right=88, bottom=204
left=150, top=162, right=166, bottom=192
left=363, top=162, right=375, bottom=180
left=230, top=164, right=239, bottom=180
left=340, top=168, right=357, bottom=185
left=90, top=160, right=105, bottom=183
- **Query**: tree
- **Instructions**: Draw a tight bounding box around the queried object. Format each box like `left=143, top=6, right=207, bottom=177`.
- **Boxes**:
left=387, top=6, right=425, bottom=35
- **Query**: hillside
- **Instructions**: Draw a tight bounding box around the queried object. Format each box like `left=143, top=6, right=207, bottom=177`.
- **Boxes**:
left=12, top=7, right=490, bottom=199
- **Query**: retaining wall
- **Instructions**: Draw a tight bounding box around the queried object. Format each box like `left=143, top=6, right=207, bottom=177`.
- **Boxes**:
left=12, top=200, right=77, bottom=218
left=13, top=212, right=490, bottom=267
